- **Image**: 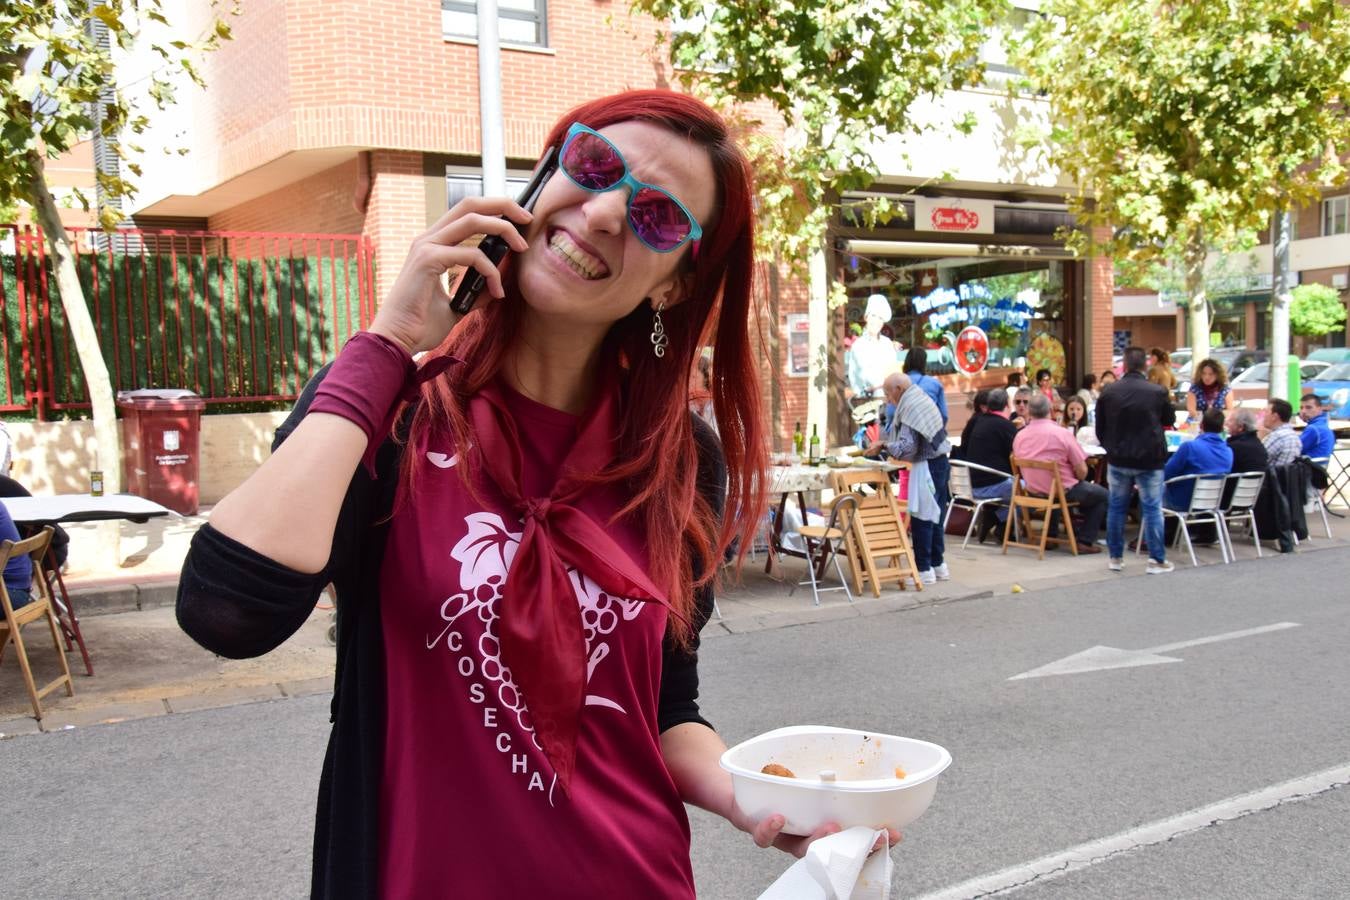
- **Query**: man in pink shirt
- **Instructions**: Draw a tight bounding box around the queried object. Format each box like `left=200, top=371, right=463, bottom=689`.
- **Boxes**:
left=1011, top=393, right=1107, bottom=552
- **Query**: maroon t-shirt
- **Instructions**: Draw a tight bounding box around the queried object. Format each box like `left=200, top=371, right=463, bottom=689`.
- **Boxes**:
left=377, top=385, right=696, bottom=898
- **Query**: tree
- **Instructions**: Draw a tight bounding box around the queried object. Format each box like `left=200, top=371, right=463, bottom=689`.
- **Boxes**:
left=629, top=0, right=1008, bottom=266
left=626, top=0, right=1008, bottom=443
left=1, top=0, right=232, bottom=491
left=1289, top=283, right=1347, bottom=338
left=1013, top=0, right=1350, bottom=366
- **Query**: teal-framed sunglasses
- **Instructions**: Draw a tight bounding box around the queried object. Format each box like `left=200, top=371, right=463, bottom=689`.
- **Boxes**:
left=559, top=122, right=704, bottom=254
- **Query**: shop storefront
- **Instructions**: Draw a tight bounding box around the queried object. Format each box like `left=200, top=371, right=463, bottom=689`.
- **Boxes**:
left=828, top=193, right=1088, bottom=432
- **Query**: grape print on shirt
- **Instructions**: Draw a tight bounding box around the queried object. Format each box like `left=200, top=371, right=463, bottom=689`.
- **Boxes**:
left=424, top=511, right=645, bottom=802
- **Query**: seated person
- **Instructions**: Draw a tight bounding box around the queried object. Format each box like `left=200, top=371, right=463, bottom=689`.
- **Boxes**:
left=958, top=388, right=1018, bottom=542
left=1010, top=386, right=1033, bottom=429
left=1299, top=393, right=1335, bottom=461
left=1226, top=408, right=1269, bottom=474
left=1262, top=399, right=1302, bottom=467
left=1012, top=393, right=1107, bottom=552
left=0, top=474, right=69, bottom=569
left=0, top=499, right=33, bottom=609
left=1164, top=407, right=1233, bottom=510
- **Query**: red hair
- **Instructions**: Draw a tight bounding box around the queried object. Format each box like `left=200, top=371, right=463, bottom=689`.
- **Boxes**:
left=401, top=90, right=767, bottom=647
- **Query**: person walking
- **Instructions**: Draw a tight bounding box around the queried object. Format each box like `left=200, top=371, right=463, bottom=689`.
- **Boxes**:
left=1094, top=346, right=1177, bottom=574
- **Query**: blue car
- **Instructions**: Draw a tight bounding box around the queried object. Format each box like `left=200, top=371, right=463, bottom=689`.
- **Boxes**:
left=1306, top=362, right=1350, bottom=419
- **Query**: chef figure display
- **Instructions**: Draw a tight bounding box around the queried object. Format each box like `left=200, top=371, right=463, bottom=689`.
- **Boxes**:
left=846, top=294, right=902, bottom=399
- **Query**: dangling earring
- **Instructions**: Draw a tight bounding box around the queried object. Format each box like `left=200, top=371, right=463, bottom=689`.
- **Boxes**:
left=651, top=300, right=668, bottom=358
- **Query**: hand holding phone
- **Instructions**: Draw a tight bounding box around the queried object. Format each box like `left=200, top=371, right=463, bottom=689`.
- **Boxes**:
left=449, top=147, right=559, bottom=315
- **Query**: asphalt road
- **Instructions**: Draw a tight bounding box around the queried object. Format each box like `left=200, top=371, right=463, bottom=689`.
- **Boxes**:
left=3, top=549, right=1348, bottom=898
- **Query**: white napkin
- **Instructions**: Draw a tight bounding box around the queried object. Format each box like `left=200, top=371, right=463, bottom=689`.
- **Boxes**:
left=757, top=826, right=893, bottom=900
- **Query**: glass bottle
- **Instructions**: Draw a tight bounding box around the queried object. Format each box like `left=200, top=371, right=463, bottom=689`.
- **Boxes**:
left=808, top=424, right=821, bottom=465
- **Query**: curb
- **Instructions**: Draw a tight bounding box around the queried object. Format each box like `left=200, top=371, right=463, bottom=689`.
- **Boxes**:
left=0, top=678, right=336, bottom=742
left=66, top=580, right=179, bottom=616
left=702, top=586, right=995, bottom=639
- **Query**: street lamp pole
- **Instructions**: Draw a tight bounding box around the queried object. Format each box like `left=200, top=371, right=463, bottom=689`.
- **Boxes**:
left=477, top=0, right=506, bottom=196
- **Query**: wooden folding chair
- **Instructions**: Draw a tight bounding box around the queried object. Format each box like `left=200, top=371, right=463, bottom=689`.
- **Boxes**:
left=0, top=528, right=75, bottom=720
left=829, top=468, right=922, bottom=597
left=1002, top=457, right=1079, bottom=559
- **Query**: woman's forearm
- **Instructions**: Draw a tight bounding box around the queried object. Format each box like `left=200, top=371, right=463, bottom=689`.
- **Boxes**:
left=208, top=412, right=368, bottom=574
left=661, top=722, right=739, bottom=823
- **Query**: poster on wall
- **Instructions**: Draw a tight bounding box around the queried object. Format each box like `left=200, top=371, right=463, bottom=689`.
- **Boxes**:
left=786, top=314, right=810, bottom=376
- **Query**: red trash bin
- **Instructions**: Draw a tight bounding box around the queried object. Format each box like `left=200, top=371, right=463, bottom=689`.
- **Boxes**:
left=117, top=389, right=206, bottom=515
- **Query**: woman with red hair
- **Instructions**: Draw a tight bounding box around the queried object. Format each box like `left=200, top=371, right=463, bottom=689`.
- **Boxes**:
left=178, top=91, right=873, bottom=897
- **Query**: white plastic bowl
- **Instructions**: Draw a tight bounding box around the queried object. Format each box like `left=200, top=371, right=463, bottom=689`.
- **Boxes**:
left=720, top=725, right=952, bottom=836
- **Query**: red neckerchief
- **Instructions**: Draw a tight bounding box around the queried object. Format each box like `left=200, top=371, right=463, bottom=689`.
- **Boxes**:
left=468, top=378, right=669, bottom=796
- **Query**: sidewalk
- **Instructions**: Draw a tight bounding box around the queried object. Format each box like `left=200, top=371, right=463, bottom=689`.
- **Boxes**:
left=4, top=505, right=1348, bottom=738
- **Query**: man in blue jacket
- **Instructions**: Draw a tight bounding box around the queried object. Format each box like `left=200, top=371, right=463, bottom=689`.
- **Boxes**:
left=1164, top=407, right=1234, bottom=509
left=904, top=347, right=949, bottom=426
left=1299, top=393, right=1336, bottom=460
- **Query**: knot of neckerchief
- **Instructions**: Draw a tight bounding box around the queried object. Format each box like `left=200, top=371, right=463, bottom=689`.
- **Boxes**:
left=467, top=378, right=670, bottom=797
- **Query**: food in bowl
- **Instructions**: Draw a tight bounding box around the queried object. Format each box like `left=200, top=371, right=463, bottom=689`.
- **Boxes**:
left=722, top=726, right=951, bottom=836
left=761, top=763, right=797, bottom=778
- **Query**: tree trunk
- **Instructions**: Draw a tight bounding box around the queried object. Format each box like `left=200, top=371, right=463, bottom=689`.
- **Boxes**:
left=1270, top=206, right=1293, bottom=405
left=767, top=259, right=783, bottom=450
left=27, top=149, right=122, bottom=493
left=1183, top=227, right=1210, bottom=373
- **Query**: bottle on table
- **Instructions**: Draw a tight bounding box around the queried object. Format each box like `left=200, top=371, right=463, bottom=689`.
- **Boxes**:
left=808, top=424, right=821, bottom=465
left=793, top=421, right=805, bottom=458
left=90, top=454, right=104, bottom=497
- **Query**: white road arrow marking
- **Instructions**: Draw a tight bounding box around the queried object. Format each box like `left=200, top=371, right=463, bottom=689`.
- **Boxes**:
left=1008, top=622, right=1300, bottom=680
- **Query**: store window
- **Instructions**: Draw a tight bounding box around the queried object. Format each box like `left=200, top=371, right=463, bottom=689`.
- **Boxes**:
left=839, top=252, right=1071, bottom=386
left=446, top=167, right=535, bottom=208
left=1322, top=195, right=1348, bottom=237
left=442, top=0, right=548, bottom=47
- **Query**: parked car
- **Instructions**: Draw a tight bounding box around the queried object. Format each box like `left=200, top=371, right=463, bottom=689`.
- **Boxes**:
left=1227, top=360, right=1332, bottom=407
left=1306, top=347, right=1350, bottom=366
left=1169, top=347, right=1193, bottom=378
left=1305, top=362, right=1350, bottom=419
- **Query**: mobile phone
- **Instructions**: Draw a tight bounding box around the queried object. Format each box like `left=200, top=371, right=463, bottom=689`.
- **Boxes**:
left=449, top=147, right=559, bottom=315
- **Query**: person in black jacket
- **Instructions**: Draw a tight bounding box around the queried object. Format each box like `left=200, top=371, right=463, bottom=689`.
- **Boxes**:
left=1094, top=346, right=1177, bottom=574
left=956, top=387, right=1018, bottom=541
left=1225, top=407, right=1269, bottom=474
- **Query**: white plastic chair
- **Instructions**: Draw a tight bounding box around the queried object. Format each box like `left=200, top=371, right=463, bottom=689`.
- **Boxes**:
left=945, top=460, right=1015, bottom=548
left=1217, top=471, right=1265, bottom=559
left=1307, top=456, right=1333, bottom=539
left=1141, top=473, right=1230, bottom=566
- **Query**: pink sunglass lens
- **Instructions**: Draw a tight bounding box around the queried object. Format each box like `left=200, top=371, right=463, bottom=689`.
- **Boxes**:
left=630, top=187, right=691, bottom=250
left=562, top=134, right=623, bottom=189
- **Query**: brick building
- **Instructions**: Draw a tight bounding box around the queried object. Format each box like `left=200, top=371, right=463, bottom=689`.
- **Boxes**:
left=48, top=0, right=1130, bottom=447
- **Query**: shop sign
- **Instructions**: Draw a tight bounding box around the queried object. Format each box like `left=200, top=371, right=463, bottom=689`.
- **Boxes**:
left=954, top=326, right=990, bottom=375
left=786, top=313, right=810, bottom=376
left=912, top=287, right=1034, bottom=333
left=914, top=197, right=995, bottom=235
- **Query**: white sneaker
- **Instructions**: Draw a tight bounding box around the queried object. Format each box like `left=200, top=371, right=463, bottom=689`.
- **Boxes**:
left=933, top=563, right=950, bottom=581
left=1146, top=559, right=1175, bottom=575
left=918, top=568, right=937, bottom=585
left=1108, top=557, right=1124, bottom=572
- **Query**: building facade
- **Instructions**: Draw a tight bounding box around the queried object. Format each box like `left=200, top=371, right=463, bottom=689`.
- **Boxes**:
left=39, top=1, right=1134, bottom=447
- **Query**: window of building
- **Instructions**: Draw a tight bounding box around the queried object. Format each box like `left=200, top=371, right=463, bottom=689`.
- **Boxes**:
left=446, top=168, right=535, bottom=209
left=1322, top=195, right=1349, bottom=237
left=442, top=0, right=547, bottom=47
